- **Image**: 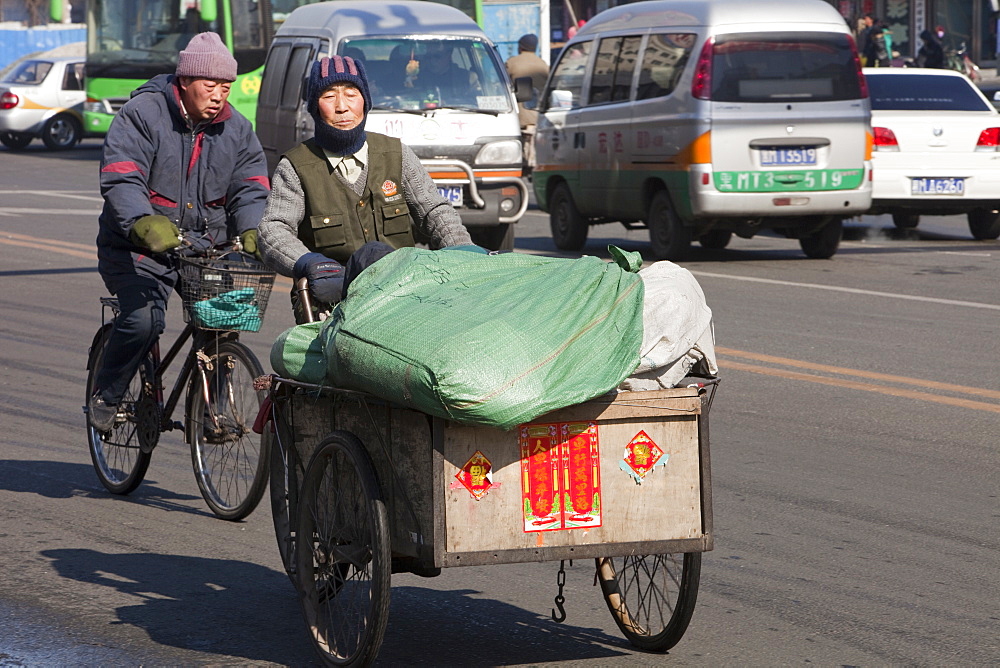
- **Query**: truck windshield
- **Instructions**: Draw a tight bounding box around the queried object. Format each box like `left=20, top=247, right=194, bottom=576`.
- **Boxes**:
left=711, top=32, right=864, bottom=102
left=86, top=0, right=266, bottom=79
left=341, top=37, right=512, bottom=113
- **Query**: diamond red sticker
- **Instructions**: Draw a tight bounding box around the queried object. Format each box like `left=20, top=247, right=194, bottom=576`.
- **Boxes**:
left=621, top=430, right=666, bottom=483
left=455, top=450, right=492, bottom=500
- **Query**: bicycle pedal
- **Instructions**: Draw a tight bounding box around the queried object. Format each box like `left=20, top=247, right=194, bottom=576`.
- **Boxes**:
left=170, top=420, right=184, bottom=431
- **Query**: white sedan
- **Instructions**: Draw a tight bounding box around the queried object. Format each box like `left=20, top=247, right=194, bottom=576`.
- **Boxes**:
left=0, top=55, right=85, bottom=151
left=865, top=67, right=1000, bottom=240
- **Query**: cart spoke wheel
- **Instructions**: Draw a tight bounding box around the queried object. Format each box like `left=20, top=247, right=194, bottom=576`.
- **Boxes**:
left=295, top=432, right=390, bottom=666
left=596, top=552, right=701, bottom=652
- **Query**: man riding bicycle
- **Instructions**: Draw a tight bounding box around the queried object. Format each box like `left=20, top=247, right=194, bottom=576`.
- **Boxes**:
left=88, top=32, right=269, bottom=433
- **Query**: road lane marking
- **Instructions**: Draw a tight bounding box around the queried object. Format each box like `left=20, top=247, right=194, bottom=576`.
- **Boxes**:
left=718, top=356, right=1000, bottom=414
left=717, top=347, right=1000, bottom=401
left=3, top=231, right=97, bottom=253
left=2, top=236, right=97, bottom=260
left=692, top=271, right=1000, bottom=311
left=0, top=190, right=104, bottom=202
left=0, top=208, right=102, bottom=216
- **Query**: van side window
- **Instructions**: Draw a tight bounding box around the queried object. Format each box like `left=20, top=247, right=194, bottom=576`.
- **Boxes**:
left=541, top=40, right=592, bottom=111
left=260, top=43, right=290, bottom=108
left=636, top=33, right=696, bottom=100
left=588, top=36, right=641, bottom=105
left=282, top=45, right=314, bottom=109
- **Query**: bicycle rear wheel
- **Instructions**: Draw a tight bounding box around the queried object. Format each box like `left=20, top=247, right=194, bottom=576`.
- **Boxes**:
left=596, top=552, right=701, bottom=652
left=270, top=413, right=303, bottom=580
left=85, top=325, right=154, bottom=495
left=187, top=339, right=271, bottom=521
left=295, top=431, right=391, bottom=667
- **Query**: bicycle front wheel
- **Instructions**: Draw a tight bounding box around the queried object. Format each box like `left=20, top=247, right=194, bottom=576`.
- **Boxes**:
left=596, top=552, right=701, bottom=652
left=187, top=339, right=271, bottom=521
left=85, top=325, right=154, bottom=495
left=295, top=432, right=391, bottom=667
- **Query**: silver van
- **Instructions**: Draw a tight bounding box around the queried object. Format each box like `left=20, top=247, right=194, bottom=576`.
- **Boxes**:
left=533, top=0, right=872, bottom=259
left=256, top=0, right=528, bottom=250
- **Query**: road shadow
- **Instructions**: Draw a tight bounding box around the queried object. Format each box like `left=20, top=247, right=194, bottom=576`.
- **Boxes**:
left=0, top=138, right=102, bottom=160
left=0, top=266, right=99, bottom=278
left=41, top=547, right=634, bottom=666
left=0, top=459, right=212, bottom=518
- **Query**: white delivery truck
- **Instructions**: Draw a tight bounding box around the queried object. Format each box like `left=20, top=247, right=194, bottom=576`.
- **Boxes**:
left=256, top=0, right=529, bottom=250
left=533, top=0, right=873, bottom=259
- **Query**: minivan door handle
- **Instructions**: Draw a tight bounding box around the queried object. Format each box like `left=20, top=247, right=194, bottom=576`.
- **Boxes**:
left=573, top=132, right=585, bottom=149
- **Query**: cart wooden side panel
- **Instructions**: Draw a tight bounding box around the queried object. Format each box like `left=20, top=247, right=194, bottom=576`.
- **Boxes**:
left=284, top=385, right=714, bottom=570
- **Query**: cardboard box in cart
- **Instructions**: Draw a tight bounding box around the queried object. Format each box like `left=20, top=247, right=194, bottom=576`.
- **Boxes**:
left=284, top=385, right=713, bottom=568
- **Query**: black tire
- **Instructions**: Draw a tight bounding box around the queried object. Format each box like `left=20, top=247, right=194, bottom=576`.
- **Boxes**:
left=270, top=416, right=304, bottom=580
left=698, top=229, right=732, bottom=250
left=799, top=218, right=842, bottom=259
left=596, top=553, right=702, bottom=652
left=647, top=190, right=692, bottom=260
left=0, top=131, right=33, bottom=149
left=469, top=223, right=515, bottom=251
left=296, top=431, right=391, bottom=667
left=967, top=209, right=1000, bottom=240
left=549, top=182, right=588, bottom=250
left=86, top=325, right=154, bottom=495
left=41, top=114, right=81, bottom=150
left=892, top=212, right=920, bottom=230
left=187, top=339, right=271, bottom=521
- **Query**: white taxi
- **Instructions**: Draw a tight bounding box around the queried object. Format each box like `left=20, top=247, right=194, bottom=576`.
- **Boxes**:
left=865, top=67, right=1000, bottom=240
left=0, top=56, right=86, bottom=151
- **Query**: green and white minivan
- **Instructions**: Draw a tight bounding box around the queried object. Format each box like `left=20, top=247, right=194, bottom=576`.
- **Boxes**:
left=533, top=0, right=872, bottom=259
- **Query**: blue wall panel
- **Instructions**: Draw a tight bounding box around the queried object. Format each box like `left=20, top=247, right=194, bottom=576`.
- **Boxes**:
left=0, top=26, right=86, bottom=71
left=483, top=2, right=541, bottom=62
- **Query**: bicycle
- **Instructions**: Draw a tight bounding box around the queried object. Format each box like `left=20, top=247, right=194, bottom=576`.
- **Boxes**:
left=84, top=244, right=277, bottom=521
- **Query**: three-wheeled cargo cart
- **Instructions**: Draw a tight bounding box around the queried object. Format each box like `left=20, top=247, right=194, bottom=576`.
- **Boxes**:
left=261, top=373, right=719, bottom=665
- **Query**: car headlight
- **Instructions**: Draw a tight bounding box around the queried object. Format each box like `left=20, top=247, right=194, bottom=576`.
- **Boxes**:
left=475, top=140, right=521, bottom=166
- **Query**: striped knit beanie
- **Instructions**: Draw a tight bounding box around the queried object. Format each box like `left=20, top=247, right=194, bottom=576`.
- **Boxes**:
left=306, top=56, right=372, bottom=117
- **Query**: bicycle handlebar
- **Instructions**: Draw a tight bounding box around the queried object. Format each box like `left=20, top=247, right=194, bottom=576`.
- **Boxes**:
left=295, top=277, right=316, bottom=324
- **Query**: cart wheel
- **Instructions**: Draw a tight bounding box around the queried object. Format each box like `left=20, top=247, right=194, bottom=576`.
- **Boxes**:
left=295, top=431, right=391, bottom=666
left=269, top=425, right=302, bottom=581
left=596, top=552, right=701, bottom=652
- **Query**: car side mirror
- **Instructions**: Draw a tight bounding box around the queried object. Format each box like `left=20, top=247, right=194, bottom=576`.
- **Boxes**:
left=514, top=76, right=534, bottom=103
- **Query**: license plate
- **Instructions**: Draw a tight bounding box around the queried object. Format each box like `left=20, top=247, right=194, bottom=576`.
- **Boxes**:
left=911, top=177, right=965, bottom=196
left=438, top=185, right=463, bottom=206
left=759, top=147, right=818, bottom=166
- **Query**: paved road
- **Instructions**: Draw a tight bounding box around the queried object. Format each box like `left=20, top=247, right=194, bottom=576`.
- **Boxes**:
left=1, top=139, right=998, bottom=666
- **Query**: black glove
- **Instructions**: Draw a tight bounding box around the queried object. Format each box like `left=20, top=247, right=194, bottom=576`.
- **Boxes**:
left=129, top=215, right=180, bottom=253
left=293, top=252, right=345, bottom=305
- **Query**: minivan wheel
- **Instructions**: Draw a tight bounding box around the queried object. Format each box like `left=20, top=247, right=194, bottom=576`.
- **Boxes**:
left=0, top=131, right=32, bottom=150
left=42, top=114, right=81, bottom=150
left=891, top=213, right=920, bottom=229
left=549, top=182, right=588, bottom=250
left=647, top=191, right=691, bottom=261
left=698, top=229, right=732, bottom=250
left=967, top=210, right=1000, bottom=240
left=799, top=218, right=843, bottom=259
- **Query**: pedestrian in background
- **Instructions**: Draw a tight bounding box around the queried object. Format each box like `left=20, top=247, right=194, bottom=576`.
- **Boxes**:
left=505, top=33, right=549, bottom=172
left=88, top=32, right=269, bottom=431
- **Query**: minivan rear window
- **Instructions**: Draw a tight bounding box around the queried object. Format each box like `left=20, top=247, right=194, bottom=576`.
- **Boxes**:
left=711, top=32, right=863, bottom=102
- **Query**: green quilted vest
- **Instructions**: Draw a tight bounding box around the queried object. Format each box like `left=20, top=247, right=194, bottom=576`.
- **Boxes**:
left=284, top=133, right=415, bottom=264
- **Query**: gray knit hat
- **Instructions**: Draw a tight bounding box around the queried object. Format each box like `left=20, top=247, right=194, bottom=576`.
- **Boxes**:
left=176, top=32, right=237, bottom=82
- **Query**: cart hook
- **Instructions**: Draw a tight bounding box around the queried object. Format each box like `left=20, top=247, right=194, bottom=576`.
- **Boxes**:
left=551, top=559, right=567, bottom=623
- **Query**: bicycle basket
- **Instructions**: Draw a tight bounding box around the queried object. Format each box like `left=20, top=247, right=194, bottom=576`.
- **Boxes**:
left=178, top=254, right=276, bottom=332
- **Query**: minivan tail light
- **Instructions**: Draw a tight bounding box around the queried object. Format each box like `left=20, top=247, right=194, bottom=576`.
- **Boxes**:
left=975, top=127, right=1000, bottom=151
left=0, top=91, right=18, bottom=109
left=691, top=37, right=714, bottom=100
left=848, top=35, right=868, bottom=99
left=872, top=126, right=899, bottom=151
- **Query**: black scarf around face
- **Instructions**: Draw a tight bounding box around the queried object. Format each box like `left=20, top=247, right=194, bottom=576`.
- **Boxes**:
left=312, top=115, right=367, bottom=156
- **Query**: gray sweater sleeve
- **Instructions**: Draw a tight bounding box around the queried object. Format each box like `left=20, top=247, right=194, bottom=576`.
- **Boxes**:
left=401, top=144, right=474, bottom=248
left=258, top=157, right=310, bottom=277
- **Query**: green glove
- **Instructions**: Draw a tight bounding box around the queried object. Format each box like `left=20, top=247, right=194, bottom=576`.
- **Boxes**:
left=129, top=215, right=181, bottom=253
left=240, top=229, right=262, bottom=260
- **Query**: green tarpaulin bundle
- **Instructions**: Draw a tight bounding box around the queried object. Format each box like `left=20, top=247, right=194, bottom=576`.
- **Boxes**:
left=271, top=246, right=645, bottom=430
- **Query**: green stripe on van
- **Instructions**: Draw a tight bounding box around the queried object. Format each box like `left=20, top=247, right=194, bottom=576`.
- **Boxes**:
left=714, top=169, right=864, bottom=192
